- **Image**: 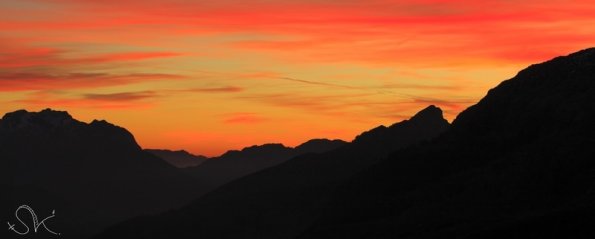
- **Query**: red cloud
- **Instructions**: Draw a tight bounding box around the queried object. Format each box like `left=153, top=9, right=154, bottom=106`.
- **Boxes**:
left=3, top=0, right=595, bottom=68
left=0, top=47, right=180, bottom=69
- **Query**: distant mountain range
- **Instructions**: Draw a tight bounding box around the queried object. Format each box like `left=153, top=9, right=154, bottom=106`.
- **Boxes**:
left=145, top=149, right=208, bottom=168
left=0, top=110, right=353, bottom=239
left=183, top=139, right=348, bottom=195
left=96, top=48, right=595, bottom=239
left=96, top=105, right=450, bottom=239
left=147, top=139, right=347, bottom=198
left=0, top=107, right=442, bottom=239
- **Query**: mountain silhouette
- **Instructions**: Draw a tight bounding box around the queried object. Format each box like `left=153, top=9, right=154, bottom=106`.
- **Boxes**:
left=96, top=48, right=595, bottom=239
left=95, top=105, right=450, bottom=239
left=8, top=48, right=595, bottom=239
left=145, top=149, right=208, bottom=168
left=300, top=48, right=595, bottom=238
left=0, top=109, right=202, bottom=239
left=294, top=139, right=348, bottom=154
left=183, top=139, right=347, bottom=198
left=0, top=109, right=349, bottom=239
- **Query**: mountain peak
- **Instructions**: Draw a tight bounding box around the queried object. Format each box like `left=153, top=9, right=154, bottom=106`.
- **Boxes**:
left=39, top=108, right=73, bottom=117
left=409, top=105, right=444, bottom=123
left=0, top=108, right=141, bottom=151
left=1, top=108, right=77, bottom=130
left=388, top=105, right=448, bottom=130
left=146, top=149, right=208, bottom=168
left=295, top=138, right=347, bottom=154
left=217, top=143, right=292, bottom=160
left=353, top=105, right=450, bottom=147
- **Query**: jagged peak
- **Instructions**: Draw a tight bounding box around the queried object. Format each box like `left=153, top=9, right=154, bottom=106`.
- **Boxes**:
left=354, top=105, right=449, bottom=144
left=408, top=105, right=444, bottom=123
left=0, top=109, right=130, bottom=130
left=0, top=109, right=139, bottom=149
left=241, top=143, right=289, bottom=151
left=2, top=108, right=70, bottom=120
left=39, top=108, right=72, bottom=117
left=215, top=143, right=292, bottom=160
left=294, top=138, right=348, bottom=153
left=1, top=109, right=28, bottom=122
left=297, top=138, right=346, bottom=147
left=1, top=108, right=77, bottom=130
left=90, top=119, right=117, bottom=127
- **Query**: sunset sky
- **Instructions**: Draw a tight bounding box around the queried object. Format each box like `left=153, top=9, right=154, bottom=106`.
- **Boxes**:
left=1, top=0, right=594, bottom=156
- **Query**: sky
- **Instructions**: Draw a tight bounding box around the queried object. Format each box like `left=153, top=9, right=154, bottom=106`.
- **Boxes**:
left=1, top=0, right=594, bottom=156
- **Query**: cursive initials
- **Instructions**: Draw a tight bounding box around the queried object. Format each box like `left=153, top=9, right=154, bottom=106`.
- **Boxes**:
left=7, top=205, right=60, bottom=236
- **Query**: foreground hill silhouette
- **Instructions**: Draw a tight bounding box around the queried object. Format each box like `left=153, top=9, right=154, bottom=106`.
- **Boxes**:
left=301, top=48, right=595, bottom=238
left=184, top=139, right=347, bottom=195
left=96, top=105, right=450, bottom=238
left=0, top=110, right=348, bottom=239
left=97, top=48, right=595, bottom=239
left=0, top=110, right=204, bottom=239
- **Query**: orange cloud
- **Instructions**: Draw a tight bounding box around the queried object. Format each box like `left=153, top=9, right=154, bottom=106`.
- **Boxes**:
left=0, top=72, right=183, bottom=91
left=83, top=91, right=158, bottom=101
left=0, top=47, right=180, bottom=68
left=15, top=90, right=159, bottom=110
left=186, top=86, right=244, bottom=93
left=222, top=113, right=267, bottom=124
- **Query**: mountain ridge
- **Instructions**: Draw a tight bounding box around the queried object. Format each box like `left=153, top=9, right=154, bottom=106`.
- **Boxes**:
left=301, top=47, right=595, bottom=238
left=95, top=104, right=451, bottom=239
left=181, top=138, right=349, bottom=198
left=145, top=149, right=208, bottom=168
left=1, top=109, right=201, bottom=239
left=97, top=47, right=595, bottom=239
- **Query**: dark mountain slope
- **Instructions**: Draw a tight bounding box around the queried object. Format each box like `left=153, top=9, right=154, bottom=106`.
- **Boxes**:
left=182, top=139, right=347, bottom=196
left=96, top=105, right=450, bottom=239
left=302, top=48, right=595, bottom=238
left=0, top=110, right=201, bottom=239
left=294, top=139, right=348, bottom=155
left=145, top=149, right=208, bottom=168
